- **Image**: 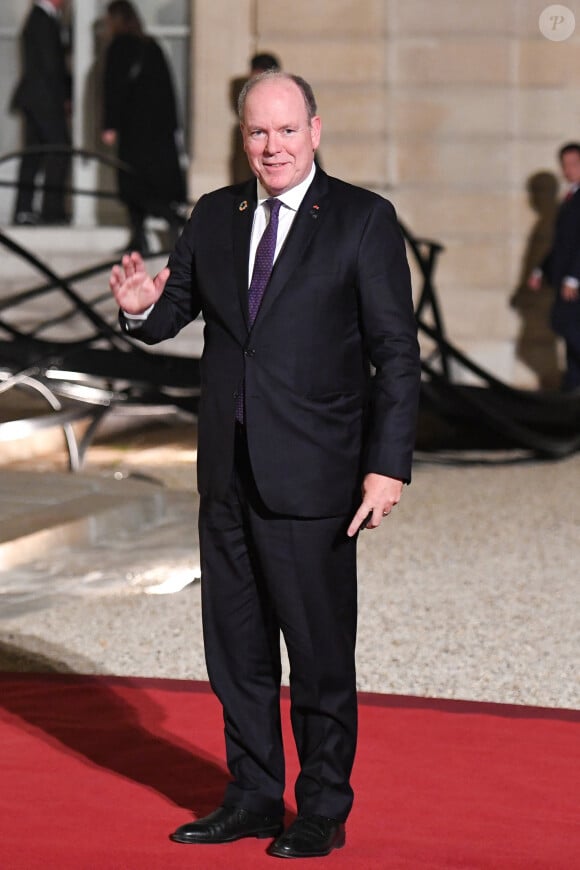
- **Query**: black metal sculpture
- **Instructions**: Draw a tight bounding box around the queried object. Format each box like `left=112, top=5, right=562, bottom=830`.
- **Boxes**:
left=1, top=147, right=579, bottom=468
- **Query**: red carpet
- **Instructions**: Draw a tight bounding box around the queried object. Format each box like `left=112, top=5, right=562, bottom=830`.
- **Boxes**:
left=1, top=674, right=578, bottom=869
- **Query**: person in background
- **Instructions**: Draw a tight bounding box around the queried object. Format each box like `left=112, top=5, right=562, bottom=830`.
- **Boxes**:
left=528, top=142, right=580, bottom=392
left=101, top=0, right=186, bottom=254
left=109, top=70, right=420, bottom=859
left=11, top=0, right=71, bottom=226
left=250, top=52, right=282, bottom=76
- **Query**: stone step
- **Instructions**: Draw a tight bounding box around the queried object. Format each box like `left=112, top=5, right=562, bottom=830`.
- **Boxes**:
left=0, top=225, right=172, bottom=281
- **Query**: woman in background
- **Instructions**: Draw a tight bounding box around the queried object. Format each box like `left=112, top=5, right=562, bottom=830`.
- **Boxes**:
left=101, top=0, right=186, bottom=253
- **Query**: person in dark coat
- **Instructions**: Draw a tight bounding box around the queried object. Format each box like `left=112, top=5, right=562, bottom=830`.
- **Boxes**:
left=528, top=142, right=580, bottom=392
left=101, top=0, right=186, bottom=253
left=11, top=0, right=71, bottom=225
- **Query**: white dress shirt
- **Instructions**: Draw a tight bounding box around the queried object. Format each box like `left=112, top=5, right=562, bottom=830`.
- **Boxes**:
left=249, top=163, right=316, bottom=284
left=124, top=162, right=317, bottom=323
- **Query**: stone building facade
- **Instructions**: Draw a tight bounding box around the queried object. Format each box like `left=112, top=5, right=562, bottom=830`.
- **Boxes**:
left=2, top=1, right=579, bottom=386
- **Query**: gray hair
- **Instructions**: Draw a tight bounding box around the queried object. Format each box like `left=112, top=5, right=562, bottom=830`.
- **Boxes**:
left=238, top=71, right=318, bottom=123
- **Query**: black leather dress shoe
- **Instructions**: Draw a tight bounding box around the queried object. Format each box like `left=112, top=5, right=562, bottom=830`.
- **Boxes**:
left=169, top=805, right=283, bottom=844
left=268, top=815, right=345, bottom=858
left=13, top=211, right=39, bottom=226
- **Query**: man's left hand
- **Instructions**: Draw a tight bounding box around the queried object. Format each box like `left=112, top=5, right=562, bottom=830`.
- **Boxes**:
left=347, top=473, right=404, bottom=537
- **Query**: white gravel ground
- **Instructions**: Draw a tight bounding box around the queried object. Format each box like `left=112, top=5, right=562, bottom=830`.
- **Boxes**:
left=1, top=429, right=578, bottom=710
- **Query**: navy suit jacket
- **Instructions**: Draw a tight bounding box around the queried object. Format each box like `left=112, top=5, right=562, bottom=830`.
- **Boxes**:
left=123, top=169, right=421, bottom=517
left=543, top=188, right=580, bottom=290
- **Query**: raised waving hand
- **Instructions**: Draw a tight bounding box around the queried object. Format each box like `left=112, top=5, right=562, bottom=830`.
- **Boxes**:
left=109, top=252, right=170, bottom=314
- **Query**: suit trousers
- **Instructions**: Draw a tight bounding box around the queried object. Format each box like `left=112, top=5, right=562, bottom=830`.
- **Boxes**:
left=198, top=424, right=359, bottom=822
left=551, top=298, right=580, bottom=390
left=14, top=111, right=69, bottom=221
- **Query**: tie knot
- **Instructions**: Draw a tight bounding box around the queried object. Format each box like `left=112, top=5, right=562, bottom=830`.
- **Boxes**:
left=266, top=198, right=282, bottom=218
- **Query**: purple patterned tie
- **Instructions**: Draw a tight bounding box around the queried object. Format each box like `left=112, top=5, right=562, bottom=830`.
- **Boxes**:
left=236, top=198, right=282, bottom=423
left=248, top=198, right=282, bottom=324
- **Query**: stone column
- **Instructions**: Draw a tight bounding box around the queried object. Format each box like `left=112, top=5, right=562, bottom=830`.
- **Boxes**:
left=188, top=0, right=254, bottom=199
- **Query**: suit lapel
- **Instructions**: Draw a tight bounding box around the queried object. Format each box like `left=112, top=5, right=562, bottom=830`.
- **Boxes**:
left=251, top=169, right=329, bottom=330
left=232, top=181, right=258, bottom=332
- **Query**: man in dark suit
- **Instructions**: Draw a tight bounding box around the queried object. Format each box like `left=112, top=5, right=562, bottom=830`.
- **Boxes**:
left=109, top=71, right=420, bottom=859
left=528, top=142, right=580, bottom=392
left=11, top=0, right=70, bottom=225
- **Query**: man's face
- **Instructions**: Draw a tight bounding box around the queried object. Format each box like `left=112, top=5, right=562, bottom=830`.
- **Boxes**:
left=241, top=78, right=321, bottom=196
left=561, top=150, right=580, bottom=185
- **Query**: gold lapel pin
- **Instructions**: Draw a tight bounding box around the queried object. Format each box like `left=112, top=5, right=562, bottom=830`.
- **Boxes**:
left=239, top=200, right=248, bottom=211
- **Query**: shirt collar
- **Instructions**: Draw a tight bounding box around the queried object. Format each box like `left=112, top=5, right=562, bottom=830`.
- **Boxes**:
left=256, top=162, right=316, bottom=212
left=36, top=0, right=60, bottom=18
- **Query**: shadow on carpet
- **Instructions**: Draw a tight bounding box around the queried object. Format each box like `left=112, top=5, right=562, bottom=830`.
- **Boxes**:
left=1, top=673, right=578, bottom=869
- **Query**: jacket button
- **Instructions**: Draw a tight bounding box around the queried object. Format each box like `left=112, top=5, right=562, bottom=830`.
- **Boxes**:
left=244, top=348, right=255, bottom=357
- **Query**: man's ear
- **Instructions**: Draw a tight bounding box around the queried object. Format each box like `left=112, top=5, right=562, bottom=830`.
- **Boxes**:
left=310, top=116, right=322, bottom=151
